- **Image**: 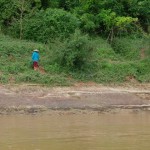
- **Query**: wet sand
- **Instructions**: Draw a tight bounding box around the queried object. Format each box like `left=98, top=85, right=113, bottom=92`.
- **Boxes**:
left=0, top=84, right=150, bottom=114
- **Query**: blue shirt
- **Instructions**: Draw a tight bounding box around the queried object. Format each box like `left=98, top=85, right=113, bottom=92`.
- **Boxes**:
left=32, top=52, right=39, bottom=62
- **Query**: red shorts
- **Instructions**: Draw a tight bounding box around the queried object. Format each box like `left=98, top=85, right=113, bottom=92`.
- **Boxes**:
left=33, top=61, right=39, bottom=68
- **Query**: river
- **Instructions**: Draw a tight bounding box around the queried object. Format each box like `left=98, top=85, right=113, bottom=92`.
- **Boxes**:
left=0, top=112, right=150, bottom=150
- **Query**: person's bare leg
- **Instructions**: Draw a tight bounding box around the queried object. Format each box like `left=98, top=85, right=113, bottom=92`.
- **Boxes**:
left=34, top=67, right=38, bottom=71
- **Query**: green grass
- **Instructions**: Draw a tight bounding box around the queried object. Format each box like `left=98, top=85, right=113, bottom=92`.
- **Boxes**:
left=0, top=34, right=74, bottom=85
left=0, top=34, right=150, bottom=85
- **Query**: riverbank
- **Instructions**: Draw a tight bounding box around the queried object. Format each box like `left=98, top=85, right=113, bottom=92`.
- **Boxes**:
left=0, top=83, right=150, bottom=115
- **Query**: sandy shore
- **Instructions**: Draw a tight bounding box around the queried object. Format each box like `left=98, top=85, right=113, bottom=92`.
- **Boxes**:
left=0, top=83, right=150, bottom=114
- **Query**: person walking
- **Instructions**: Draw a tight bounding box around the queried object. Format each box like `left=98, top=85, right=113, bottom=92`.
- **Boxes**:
left=32, top=49, right=39, bottom=70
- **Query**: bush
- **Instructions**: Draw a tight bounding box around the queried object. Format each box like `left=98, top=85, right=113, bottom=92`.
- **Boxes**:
left=9, top=8, right=80, bottom=43
left=52, top=30, right=96, bottom=71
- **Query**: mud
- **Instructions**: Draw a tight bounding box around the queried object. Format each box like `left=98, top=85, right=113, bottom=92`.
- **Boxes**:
left=0, top=84, right=150, bottom=114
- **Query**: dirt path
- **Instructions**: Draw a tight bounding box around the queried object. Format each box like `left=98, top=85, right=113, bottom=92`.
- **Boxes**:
left=0, top=83, right=150, bottom=114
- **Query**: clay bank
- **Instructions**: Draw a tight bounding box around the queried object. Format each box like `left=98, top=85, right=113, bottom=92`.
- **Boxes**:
left=0, top=84, right=150, bottom=115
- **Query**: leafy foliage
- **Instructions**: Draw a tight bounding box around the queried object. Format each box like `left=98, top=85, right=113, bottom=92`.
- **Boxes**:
left=9, top=8, right=80, bottom=42
left=0, top=0, right=149, bottom=39
left=0, top=0, right=150, bottom=84
left=52, top=30, right=95, bottom=71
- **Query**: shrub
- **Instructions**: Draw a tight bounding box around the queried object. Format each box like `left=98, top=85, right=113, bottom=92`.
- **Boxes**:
left=9, top=8, right=80, bottom=43
left=52, top=30, right=96, bottom=71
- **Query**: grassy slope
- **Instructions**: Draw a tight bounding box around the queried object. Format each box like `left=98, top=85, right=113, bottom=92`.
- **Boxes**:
left=0, top=35, right=72, bottom=85
left=0, top=34, right=150, bottom=85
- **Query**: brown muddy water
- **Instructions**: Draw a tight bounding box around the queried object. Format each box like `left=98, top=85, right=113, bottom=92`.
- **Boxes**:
left=0, top=112, right=150, bottom=150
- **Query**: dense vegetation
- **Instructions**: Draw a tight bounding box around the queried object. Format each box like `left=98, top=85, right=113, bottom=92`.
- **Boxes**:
left=0, top=0, right=150, bottom=85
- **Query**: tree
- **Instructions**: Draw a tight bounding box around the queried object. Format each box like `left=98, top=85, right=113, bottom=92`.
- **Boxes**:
left=59, top=0, right=79, bottom=11
left=11, top=8, right=80, bottom=43
left=73, top=0, right=146, bottom=38
left=0, top=0, right=17, bottom=27
left=0, top=0, right=39, bottom=36
left=15, top=0, right=31, bottom=39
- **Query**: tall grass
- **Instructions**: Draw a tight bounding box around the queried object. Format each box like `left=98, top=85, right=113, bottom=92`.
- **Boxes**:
left=0, top=34, right=73, bottom=85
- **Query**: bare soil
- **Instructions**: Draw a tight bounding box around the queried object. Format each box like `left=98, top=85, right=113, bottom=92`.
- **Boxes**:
left=0, top=83, right=150, bottom=114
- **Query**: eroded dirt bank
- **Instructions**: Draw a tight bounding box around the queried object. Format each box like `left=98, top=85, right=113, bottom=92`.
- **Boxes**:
left=0, top=83, right=150, bottom=114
